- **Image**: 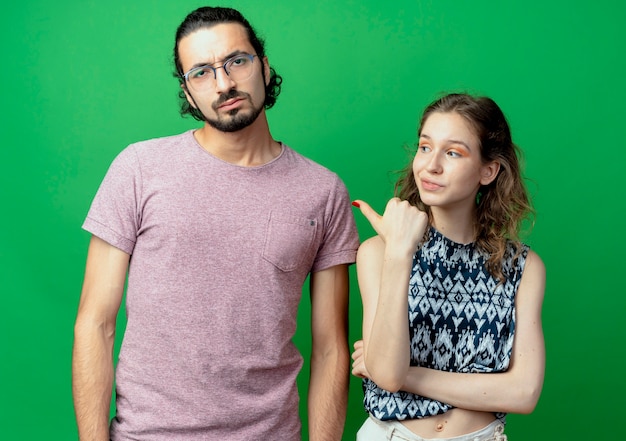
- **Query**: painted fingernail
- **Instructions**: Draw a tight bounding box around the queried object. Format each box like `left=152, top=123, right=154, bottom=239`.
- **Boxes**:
left=351, top=201, right=360, bottom=208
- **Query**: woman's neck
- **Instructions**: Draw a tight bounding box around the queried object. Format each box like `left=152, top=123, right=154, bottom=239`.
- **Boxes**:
left=430, top=208, right=476, bottom=245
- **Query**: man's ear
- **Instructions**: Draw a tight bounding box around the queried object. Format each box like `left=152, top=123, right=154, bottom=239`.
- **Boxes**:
left=480, top=161, right=500, bottom=185
left=181, top=83, right=198, bottom=109
left=262, top=57, right=270, bottom=86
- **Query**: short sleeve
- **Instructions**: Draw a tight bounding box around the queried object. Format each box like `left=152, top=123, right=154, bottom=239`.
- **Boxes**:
left=311, top=174, right=359, bottom=272
left=82, top=147, right=141, bottom=255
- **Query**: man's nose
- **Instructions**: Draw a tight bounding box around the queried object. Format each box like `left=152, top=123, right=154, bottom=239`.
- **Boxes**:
left=214, top=66, right=236, bottom=92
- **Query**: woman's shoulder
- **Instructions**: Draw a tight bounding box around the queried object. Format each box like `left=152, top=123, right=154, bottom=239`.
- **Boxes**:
left=358, top=235, right=384, bottom=252
left=356, top=235, right=385, bottom=263
left=523, top=249, right=546, bottom=279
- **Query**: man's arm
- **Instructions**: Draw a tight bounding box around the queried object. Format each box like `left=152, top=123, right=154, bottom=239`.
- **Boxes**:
left=307, top=264, right=350, bottom=441
left=72, top=235, right=129, bottom=441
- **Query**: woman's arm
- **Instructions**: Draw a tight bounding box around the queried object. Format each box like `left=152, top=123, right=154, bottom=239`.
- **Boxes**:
left=400, top=250, right=546, bottom=413
left=357, top=236, right=412, bottom=391
left=354, top=199, right=428, bottom=392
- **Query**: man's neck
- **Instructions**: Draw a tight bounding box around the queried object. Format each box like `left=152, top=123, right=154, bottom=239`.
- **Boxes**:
left=193, top=114, right=281, bottom=167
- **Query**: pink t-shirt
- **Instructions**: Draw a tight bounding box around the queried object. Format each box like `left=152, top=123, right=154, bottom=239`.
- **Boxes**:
left=83, top=130, right=359, bottom=440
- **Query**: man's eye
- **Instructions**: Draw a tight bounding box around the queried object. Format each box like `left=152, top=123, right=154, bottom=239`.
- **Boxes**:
left=230, top=56, right=249, bottom=67
left=191, top=67, right=211, bottom=79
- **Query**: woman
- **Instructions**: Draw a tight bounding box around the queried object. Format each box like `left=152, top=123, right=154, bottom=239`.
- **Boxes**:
left=351, top=93, right=545, bottom=440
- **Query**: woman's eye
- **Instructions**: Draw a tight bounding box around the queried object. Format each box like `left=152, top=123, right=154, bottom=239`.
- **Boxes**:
left=418, top=145, right=431, bottom=153
left=447, top=149, right=468, bottom=158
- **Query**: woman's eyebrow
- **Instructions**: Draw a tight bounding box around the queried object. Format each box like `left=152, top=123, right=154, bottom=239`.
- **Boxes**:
left=419, top=133, right=472, bottom=150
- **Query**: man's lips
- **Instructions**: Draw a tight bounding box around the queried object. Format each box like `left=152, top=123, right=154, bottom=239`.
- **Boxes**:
left=218, top=97, right=245, bottom=110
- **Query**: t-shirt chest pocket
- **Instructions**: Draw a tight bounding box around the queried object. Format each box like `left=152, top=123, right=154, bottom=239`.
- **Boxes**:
left=262, top=213, right=318, bottom=272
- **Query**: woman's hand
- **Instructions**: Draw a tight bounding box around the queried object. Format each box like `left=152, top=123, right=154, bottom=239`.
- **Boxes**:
left=353, top=198, right=428, bottom=257
left=351, top=340, right=370, bottom=379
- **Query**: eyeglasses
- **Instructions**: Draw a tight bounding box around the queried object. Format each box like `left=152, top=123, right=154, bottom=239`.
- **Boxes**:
left=181, top=54, right=257, bottom=92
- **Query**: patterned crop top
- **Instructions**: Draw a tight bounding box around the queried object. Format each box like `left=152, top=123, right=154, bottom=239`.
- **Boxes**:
left=363, top=227, right=529, bottom=422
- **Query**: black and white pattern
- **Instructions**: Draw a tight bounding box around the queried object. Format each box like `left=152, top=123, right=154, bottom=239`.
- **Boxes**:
left=363, top=227, right=529, bottom=422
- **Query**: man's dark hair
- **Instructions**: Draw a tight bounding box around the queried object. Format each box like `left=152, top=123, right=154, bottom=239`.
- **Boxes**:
left=173, top=6, right=283, bottom=120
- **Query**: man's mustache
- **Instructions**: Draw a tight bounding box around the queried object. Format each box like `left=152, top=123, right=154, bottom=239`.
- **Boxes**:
left=213, top=89, right=251, bottom=109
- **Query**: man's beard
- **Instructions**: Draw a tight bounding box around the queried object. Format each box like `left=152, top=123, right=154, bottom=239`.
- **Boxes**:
left=204, top=90, right=264, bottom=133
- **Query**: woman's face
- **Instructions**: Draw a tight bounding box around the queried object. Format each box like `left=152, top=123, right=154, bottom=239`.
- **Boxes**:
left=413, top=111, right=499, bottom=212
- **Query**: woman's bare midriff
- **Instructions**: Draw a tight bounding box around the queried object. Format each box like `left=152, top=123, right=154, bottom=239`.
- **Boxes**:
left=401, top=408, right=497, bottom=438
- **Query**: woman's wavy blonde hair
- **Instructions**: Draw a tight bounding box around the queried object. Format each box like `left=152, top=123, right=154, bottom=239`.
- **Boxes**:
left=396, top=93, right=534, bottom=282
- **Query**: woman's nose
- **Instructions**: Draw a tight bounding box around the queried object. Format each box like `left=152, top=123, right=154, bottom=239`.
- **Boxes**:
left=426, top=152, right=443, bottom=173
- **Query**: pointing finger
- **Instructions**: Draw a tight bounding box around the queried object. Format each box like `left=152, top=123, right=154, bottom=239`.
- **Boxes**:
left=352, top=200, right=383, bottom=235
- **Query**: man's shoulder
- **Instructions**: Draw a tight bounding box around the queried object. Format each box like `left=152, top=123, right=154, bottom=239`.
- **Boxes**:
left=108, top=130, right=195, bottom=167
left=127, top=130, right=194, bottom=152
left=281, top=144, right=340, bottom=181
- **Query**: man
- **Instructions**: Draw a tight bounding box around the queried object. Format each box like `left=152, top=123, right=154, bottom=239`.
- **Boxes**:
left=72, top=6, right=359, bottom=440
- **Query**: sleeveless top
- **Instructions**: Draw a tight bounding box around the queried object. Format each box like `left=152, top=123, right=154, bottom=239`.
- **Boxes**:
left=363, top=227, right=529, bottom=422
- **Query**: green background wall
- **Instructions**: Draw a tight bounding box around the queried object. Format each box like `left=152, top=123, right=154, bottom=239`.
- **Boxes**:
left=2, top=0, right=625, bottom=439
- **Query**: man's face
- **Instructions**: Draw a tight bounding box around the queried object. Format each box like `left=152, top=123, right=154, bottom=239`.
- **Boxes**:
left=178, top=23, right=269, bottom=132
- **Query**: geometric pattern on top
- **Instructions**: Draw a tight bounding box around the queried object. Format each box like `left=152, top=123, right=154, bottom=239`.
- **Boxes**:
left=363, top=227, right=529, bottom=422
